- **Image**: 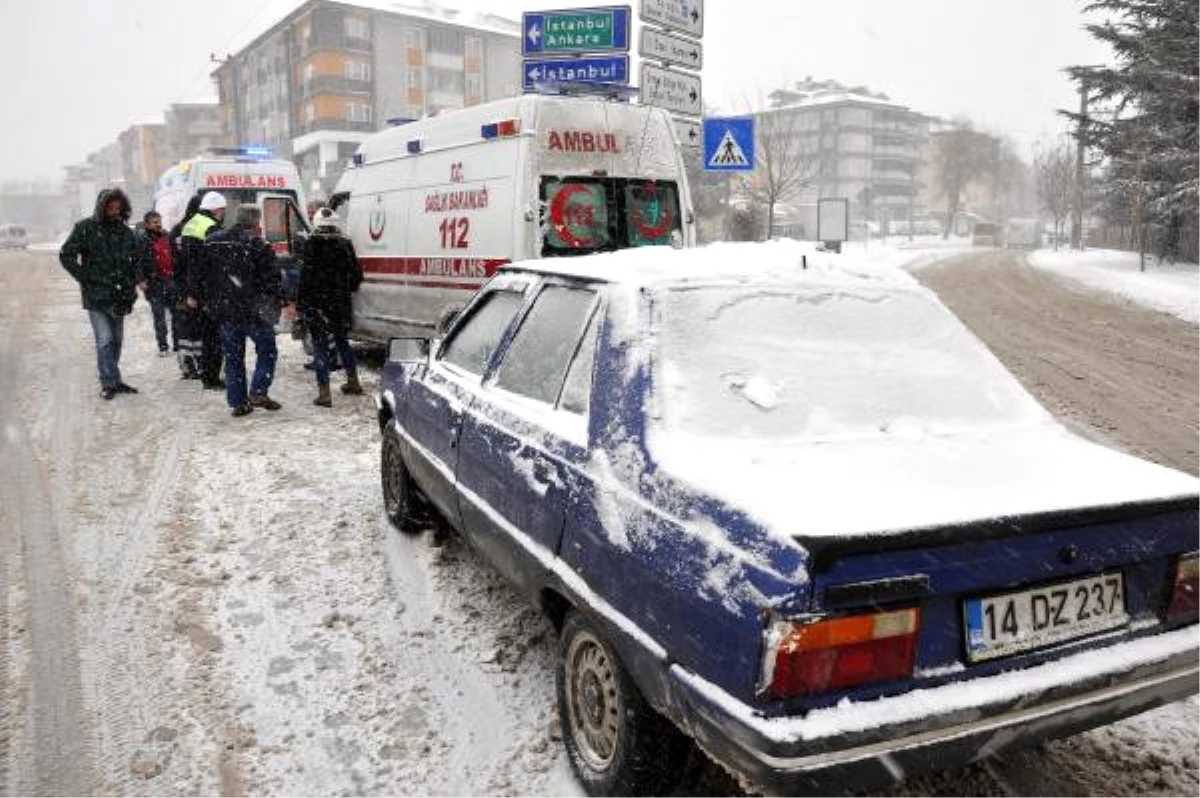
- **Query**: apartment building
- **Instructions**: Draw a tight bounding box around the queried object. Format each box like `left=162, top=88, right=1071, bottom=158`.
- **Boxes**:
left=213, top=1, right=520, bottom=198
left=754, top=78, right=932, bottom=237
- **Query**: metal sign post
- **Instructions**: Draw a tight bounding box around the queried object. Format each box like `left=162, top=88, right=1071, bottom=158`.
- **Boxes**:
left=637, top=0, right=703, bottom=151
left=638, top=0, right=704, bottom=38
left=639, top=63, right=701, bottom=118
left=522, top=7, right=632, bottom=55
left=638, top=27, right=702, bottom=71
left=702, top=117, right=754, bottom=172
left=522, top=6, right=633, bottom=94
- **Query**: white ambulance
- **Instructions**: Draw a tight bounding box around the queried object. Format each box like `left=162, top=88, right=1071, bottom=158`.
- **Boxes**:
left=153, top=148, right=311, bottom=258
left=329, top=94, right=695, bottom=341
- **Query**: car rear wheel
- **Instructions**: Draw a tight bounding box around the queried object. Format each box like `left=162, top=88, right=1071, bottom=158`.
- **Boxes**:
left=381, top=422, right=427, bottom=534
left=556, top=612, right=687, bottom=796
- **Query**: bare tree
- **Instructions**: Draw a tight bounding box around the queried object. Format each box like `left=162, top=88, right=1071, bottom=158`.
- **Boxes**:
left=739, top=107, right=819, bottom=239
left=1034, top=140, right=1076, bottom=250
left=931, top=119, right=995, bottom=237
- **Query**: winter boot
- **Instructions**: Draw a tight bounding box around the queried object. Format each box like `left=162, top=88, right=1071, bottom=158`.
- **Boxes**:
left=314, top=384, right=332, bottom=407
left=341, top=372, right=364, bottom=395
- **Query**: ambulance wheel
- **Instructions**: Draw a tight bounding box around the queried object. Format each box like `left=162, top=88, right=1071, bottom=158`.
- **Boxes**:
left=556, top=612, right=687, bottom=795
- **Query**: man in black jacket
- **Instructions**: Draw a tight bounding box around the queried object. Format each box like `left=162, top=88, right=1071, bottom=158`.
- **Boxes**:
left=59, top=187, right=148, bottom=399
left=200, top=204, right=285, bottom=417
left=298, top=207, right=364, bottom=407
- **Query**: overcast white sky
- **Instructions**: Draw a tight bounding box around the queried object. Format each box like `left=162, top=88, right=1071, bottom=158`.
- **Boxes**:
left=0, top=0, right=1109, bottom=184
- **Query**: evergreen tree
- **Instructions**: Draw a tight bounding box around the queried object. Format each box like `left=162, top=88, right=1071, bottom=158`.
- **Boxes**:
left=1063, top=0, right=1199, bottom=261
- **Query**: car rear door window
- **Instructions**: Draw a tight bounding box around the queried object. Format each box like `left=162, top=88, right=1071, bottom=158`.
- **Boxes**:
left=558, top=311, right=599, bottom=415
left=441, top=290, right=525, bottom=376
left=494, top=286, right=596, bottom=405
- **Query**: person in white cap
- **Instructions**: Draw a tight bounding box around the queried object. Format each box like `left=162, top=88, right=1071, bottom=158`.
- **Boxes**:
left=181, top=191, right=227, bottom=390
left=297, top=206, right=364, bottom=407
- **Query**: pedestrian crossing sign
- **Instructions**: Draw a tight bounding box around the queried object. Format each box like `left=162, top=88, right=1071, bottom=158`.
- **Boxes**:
left=703, top=117, right=755, bottom=172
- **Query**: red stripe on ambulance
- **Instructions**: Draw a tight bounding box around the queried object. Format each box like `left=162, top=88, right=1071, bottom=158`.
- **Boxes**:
left=360, top=256, right=509, bottom=280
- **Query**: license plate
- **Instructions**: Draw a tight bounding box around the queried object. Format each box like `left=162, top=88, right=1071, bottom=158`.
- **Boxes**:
left=964, top=572, right=1127, bottom=662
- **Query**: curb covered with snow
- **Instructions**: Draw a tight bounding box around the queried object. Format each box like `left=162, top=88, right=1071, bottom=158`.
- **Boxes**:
left=1028, top=248, right=1199, bottom=324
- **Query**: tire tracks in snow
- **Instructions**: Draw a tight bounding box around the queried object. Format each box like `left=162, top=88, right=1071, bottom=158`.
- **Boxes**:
left=0, top=257, right=93, bottom=795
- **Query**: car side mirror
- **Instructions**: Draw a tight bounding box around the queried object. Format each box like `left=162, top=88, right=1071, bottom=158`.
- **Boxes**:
left=387, top=337, right=430, bottom=363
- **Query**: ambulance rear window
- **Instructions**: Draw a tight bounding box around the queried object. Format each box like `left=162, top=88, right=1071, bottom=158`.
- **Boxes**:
left=539, top=177, right=681, bottom=256
left=542, top=180, right=611, bottom=252
left=624, top=181, right=679, bottom=247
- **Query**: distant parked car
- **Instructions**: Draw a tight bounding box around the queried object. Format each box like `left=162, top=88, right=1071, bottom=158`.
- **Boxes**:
left=0, top=223, right=29, bottom=250
left=972, top=221, right=1000, bottom=246
left=376, top=241, right=1198, bottom=795
left=1005, top=218, right=1043, bottom=250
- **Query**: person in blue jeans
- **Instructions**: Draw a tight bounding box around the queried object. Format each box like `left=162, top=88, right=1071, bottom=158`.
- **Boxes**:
left=59, top=187, right=147, bottom=400
left=196, top=204, right=285, bottom=417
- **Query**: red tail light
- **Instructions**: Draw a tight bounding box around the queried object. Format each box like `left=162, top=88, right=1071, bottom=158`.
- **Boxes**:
left=761, top=608, right=921, bottom=699
left=1167, top=553, right=1198, bottom=622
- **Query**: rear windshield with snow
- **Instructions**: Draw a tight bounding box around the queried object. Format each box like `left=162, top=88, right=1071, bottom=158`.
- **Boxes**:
left=652, top=285, right=1042, bottom=440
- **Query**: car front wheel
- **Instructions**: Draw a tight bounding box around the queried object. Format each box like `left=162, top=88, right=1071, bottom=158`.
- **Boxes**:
left=556, top=611, right=687, bottom=796
left=381, top=422, right=427, bottom=534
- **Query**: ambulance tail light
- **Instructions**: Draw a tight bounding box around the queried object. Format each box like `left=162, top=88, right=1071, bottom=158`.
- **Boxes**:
left=1167, top=553, right=1199, bottom=623
left=760, top=608, right=921, bottom=699
left=481, top=118, right=521, bottom=140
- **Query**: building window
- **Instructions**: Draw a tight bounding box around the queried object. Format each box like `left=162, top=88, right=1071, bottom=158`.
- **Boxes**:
left=302, top=63, right=314, bottom=84
left=303, top=102, right=315, bottom=124
left=465, top=36, right=482, bottom=58
left=404, top=28, right=425, bottom=50
left=345, top=15, right=368, bottom=40
left=344, top=60, right=370, bottom=81
left=407, top=68, right=423, bottom=90
left=465, top=73, right=481, bottom=99
left=348, top=102, right=373, bottom=123
left=429, top=27, right=464, bottom=55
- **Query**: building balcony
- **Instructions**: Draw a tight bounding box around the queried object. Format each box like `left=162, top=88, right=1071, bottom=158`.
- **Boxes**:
left=872, top=145, right=917, bottom=159
left=293, top=34, right=372, bottom=59
left=301, top=76, right=372, bottom=98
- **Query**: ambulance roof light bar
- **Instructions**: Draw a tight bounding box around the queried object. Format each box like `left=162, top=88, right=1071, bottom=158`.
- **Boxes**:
left=206, top=145, right=274, bottom=160
left=481, top=119, right=521, bottom=140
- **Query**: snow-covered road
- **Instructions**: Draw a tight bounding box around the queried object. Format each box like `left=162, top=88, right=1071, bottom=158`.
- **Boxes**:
left=0, top=249, right=1196, bottom=796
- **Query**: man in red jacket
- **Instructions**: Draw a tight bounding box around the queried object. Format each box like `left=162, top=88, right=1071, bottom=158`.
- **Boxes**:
left=136, top=210, right=178, bottom=356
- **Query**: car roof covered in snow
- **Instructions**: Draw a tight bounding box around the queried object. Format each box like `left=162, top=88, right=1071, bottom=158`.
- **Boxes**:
left=499, top=239, right=924, bottom=292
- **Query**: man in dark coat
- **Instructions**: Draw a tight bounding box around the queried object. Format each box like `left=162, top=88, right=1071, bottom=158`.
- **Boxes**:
left=181, top=191, right=227, bottom=389
left=200, top=204, right=285, bottom=417
left=59, top=187, right=147, bottom=400
left=297, top=207, right=364, bottom=407
left=135, top=210, right=178, bottom=356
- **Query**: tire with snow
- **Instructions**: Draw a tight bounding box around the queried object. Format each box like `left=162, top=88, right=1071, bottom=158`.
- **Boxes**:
left=381, top=423, right=427, bottom=534
left=556, top=611, right=688, bottom=796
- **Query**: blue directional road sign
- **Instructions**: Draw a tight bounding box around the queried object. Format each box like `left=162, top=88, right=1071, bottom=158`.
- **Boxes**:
left=703, top=116, right=755, bottom=172
left=522, top=6, right=632, bottom=56
left=523, top=55, right=630, bottom=91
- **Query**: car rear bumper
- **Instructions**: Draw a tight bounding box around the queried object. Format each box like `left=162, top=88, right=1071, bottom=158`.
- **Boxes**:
left=667, top=626, right=1199, bottom=795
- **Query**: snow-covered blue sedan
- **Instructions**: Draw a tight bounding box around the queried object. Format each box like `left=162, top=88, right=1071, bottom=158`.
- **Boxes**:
left=375, top=241, right=1198, bottom=795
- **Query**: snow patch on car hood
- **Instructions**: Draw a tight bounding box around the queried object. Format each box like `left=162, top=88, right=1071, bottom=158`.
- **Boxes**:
left=648, top=421, right=1199, bottom=540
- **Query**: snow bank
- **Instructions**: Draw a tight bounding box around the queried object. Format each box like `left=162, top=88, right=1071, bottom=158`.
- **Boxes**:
left=1028, top=248, right=1199, bottom=324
